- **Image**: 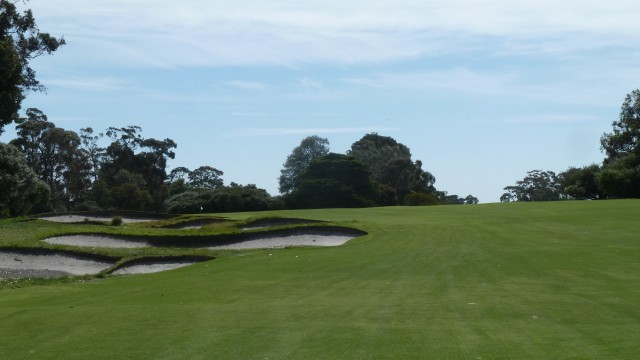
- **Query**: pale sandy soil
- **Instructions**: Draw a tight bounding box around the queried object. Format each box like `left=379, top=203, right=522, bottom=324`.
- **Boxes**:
left=44, top=235, right=151, bottom=248
left=0, top=250, right=114, bottom=278
left=112, top=260, right=204, bottom=275
left=208, top=234, right=355, bottom=249
left=43, top=233, right=358, bottom=249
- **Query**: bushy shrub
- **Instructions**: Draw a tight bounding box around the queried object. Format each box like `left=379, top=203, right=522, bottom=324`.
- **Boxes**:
left=164, top=185, right=282, bottom=214
left=404, top=192, right=439, bottom=206
left=111, top=216, right=123, bottom=226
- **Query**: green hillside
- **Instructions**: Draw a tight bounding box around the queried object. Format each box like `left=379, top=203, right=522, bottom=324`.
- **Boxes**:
left=1, top=201, right=639, bottom=359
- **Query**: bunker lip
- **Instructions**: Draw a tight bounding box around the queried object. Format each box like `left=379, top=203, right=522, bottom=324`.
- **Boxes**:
left=35, top=210, right=174, bottom=224
left=241, top=217, right=324, bottom=230
left=110, top=255, right=214, bottom=275
left=42, top=226, right=367, bottom=249
left=159, top=218, right=231, bottom=229
left=0, top=248, right=118, bottom=279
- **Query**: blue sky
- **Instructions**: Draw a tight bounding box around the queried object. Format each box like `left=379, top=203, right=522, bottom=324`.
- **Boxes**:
left=3, top=0, right=640, bottom=202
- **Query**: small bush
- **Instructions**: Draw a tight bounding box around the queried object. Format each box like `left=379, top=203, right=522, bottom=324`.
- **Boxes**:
left=111, top=216, right=123, bottom=226
left=404, top=192, right=440, bottom=206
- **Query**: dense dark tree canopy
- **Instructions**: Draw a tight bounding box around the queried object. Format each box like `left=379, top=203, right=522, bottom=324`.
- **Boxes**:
left=287, top=153, right=377, bottom=209
left=0, top=0, right=65, bottom=133
left=597, top=89, right=640, bottom=198
left=0, top=142, right=49, bottom=216
left=501, top=170, right=562, bottom=202
left=601, top=89, right=640, bottom=162
left=278, top=135, right=329, bottom=194
left=188, top=166, right=224, bottom=189
left=559, top=164, right=603, bottom=200
left=348, top=133, right=436, bottom=203
left=91, top=126, right=177, bottom=211
left=10, top=108, right=90, bottom=210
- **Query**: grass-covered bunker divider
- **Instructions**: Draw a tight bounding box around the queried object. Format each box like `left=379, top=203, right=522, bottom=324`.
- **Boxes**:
left=43, top=226, right=368, bottom=249
left=239, top=217, right=325, bottom=229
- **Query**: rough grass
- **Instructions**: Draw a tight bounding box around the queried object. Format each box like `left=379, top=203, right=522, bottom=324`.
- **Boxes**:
left=1, top=200, right=639, bottom=359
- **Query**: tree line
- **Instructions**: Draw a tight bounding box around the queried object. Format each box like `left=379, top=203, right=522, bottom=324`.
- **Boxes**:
left=501, top=89, right=640, bottom=202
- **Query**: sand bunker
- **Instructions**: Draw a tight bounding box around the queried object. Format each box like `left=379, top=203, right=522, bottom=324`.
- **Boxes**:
left=208, top=234, right=355, bottom=249
left=44, top=235, right=151, bottom=248
left=111, top=257, right=212, bottom=275
left=42, top=227, right=364, bottom=250
left=38, top=215, right=158, bottom=224
left=0, top=250, right=115, bottom=278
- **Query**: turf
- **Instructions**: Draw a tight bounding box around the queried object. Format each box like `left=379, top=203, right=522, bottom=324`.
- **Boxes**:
left=1, top=200, right=639, bottom=359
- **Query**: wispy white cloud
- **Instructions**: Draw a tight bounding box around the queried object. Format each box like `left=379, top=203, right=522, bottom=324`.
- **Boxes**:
left=224, top=127, right=397, bottom=137
left=43, top=75, right=131, bottom=91
left=29, top=0, right=640, bottom=68
left=342, top=68, right=517, bottom=95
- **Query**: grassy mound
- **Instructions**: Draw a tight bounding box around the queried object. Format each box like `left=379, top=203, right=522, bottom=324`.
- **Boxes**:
left=1, top=200, right=639, bottom=359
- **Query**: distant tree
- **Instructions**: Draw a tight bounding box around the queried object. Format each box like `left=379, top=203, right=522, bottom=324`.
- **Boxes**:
left=464, top=195, right=479, bottom=204
left=404, top=192, right=439, bottom=206
left=10, top=108, right=90, bottom=210
left=501, top=170, right=562, bottom=202
left=287, top=153, right=377, bottom=209
left=168, top=166, right=191, bottom=183
left=97, top=126, right=176, bottom=211
left=164, top=184, right=282, bottom=214
left=0, top=0, right=65, bottom=133
left=600, top=90, right=640, bottom=162
left=79, top=127, right=104, bottom=182
left=0, top=142, right=49, bottom=217
left=559, top=164, right=603, bottom=200
left=188, top=166, right=224, bottom=189
left=597, top=156, right=640, bottom=198
left=348, top=133, right=436, bottom=203
left=278, top=135, right=329, bottom=194
left=598, top=89, right=640, bottom=198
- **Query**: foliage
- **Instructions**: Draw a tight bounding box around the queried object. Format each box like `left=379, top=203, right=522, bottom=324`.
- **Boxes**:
left=501, top=170, right=562, bottom=202
left=96, top=126, right=176, bottom=211
left=188, top=165, right=224, bottom=189
left=278, top=135, right=329, bottom=194
left=597, top=155, right=640, bottom=198
left=404, top=192, right=439, bottom=206
left=0, top=0, right=65, bottom=133
left=348, top=133, right=436, bottom=203
left=287, top=153, right=377, bottom=208
left=165, top=184, right=282, bottom=214
left=600, top=89, right=640, bottom=162
left=10, top=108, right=90, bottom=210
left=558, top=164, right=603, bottom=200
left=111, top=216, right=123, bottom=226
left=597, top=89, right=640, bottom=198
left=0, top=142, right=49, bottom=216
left=439, top=193, right=479, bottom=205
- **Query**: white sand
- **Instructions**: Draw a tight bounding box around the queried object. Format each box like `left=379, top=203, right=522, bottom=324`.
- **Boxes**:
left=0, top=250, right=114, bottom=278
left=43, top=232, right=358, bottom=250
left=38, top=215, right=158, bottom=224
left=209, top=234, right=355, bottom=249
left=112, top=260, right=203, bottom=275
left=44, top=235, right=151, bottom=248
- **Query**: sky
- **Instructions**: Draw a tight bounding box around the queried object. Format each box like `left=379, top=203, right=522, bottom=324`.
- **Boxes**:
left=2, top=0, right=640, bottom=202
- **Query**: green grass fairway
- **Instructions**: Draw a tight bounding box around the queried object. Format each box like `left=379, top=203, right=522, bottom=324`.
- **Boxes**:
left=1, top=201, right=639, bottom=359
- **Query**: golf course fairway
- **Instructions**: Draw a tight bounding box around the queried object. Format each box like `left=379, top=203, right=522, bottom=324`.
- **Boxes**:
left=1, top=200, right=639, bottom=359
